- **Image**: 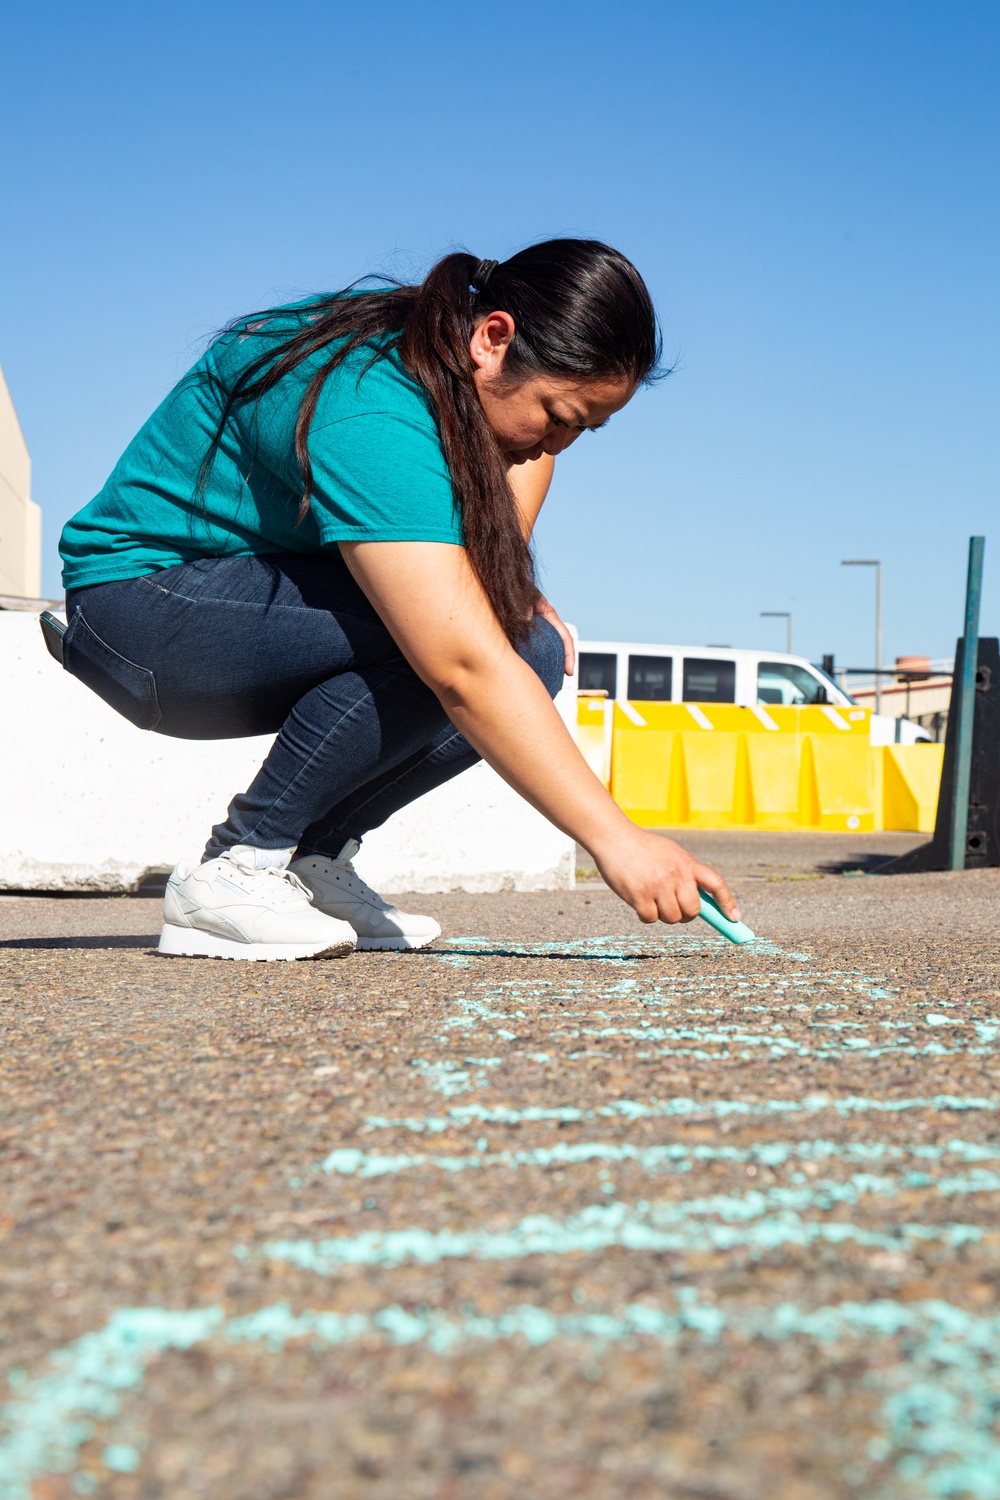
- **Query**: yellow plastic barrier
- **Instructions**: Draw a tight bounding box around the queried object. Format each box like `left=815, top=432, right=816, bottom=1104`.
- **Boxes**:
left=576, top=697, right=612, bottom=787
left=581, top=699, right=944, bottom=833
left=880, top=743, right=944, bottom=833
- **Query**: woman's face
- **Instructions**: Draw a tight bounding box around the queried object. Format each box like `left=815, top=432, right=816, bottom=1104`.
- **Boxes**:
left=470, top=312, right=636, bottom=464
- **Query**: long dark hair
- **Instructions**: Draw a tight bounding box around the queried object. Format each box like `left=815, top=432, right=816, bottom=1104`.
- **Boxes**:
left=205, top=239, right=662, bottom=641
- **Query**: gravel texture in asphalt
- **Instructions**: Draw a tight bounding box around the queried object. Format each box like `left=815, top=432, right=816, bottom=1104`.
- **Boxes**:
left=1, top=845, right=999, bottom=1499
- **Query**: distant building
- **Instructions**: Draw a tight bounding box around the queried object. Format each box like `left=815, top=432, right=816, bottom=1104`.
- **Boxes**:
left=0, top=363, right=41, bottom=599
left=848, top=656, right=954, bottom=743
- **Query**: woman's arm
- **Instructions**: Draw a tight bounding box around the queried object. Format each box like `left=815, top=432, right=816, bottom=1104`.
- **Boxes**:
left=508, top=453, right=555, bottom=538
left=340, top=539, right=740, bottom=926
left=507, top=453, right=575, bottom=674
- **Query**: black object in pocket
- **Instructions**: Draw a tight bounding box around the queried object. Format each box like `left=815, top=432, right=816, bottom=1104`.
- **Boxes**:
left=64, top=611, right=162, bottom=731
left=39, top=611, right=67, bottom=664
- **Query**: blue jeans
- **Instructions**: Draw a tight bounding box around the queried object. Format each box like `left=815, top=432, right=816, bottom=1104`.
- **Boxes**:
left=64, top=553, right=564, bottom=861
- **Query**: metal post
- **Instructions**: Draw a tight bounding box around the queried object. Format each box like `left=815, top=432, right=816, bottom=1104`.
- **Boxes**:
left=949, top=536, right=986, bottom=871
left=841, top=560, right=883, bottom=714
left=875, top=562, right=883, bottom=716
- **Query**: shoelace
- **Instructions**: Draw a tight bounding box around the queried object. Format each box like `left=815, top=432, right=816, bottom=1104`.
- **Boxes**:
left=333, top=859, right=391, bottom=910
left=225, top=858, right=314, bottom=905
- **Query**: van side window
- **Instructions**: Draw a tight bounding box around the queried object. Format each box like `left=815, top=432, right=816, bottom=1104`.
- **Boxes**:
left=683, top=658, right=736, bottom=703
left=757, top=661, right=829, bottom=705
left=628, top=654, right=672, bottom=701
left=578, top=652, right=617, bottom=698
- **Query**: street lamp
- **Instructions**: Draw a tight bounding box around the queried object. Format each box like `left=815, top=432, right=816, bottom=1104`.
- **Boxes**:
left=841, top=559, right=883, bottom=714
left=760, top=611, right=793, bottom=654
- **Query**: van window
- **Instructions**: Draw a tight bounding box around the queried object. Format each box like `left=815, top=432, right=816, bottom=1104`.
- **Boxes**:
left=579, top=652, right=617, bottom=697
left=628, top=654, right=673, bottom=701
left=757, top=661, right=828, bottom=706
left=683, top=658, right=736, bottom=702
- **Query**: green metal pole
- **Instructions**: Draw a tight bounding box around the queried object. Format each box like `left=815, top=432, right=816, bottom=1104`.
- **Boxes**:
left=949, top=536, right=985, bottom=871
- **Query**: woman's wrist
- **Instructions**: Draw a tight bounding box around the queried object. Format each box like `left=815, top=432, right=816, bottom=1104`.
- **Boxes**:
left=579, top=807, right=643, bottom=870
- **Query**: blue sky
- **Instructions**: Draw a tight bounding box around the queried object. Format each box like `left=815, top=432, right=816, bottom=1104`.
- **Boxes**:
left=1, top=0, right=997, bottom=668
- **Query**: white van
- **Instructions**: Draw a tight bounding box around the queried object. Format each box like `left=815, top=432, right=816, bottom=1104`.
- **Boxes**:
left=577, top=641, right=930, bottom=745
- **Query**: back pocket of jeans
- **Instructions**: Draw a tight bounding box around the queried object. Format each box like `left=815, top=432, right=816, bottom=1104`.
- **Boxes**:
left=64, top=611, right=162, bottom=731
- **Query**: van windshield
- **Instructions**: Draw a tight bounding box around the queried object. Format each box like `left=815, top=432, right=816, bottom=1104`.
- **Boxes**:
left=758, top=661, right=830, bottom=705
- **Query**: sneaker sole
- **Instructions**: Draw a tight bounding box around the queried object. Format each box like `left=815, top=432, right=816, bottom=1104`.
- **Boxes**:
left=157, top=924, right=356, bottom=961
left=354, top=933, right=440, bottom=952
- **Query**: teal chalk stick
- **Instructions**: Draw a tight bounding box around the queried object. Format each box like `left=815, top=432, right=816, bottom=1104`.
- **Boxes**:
left=698, top=891, right=757, bottom=945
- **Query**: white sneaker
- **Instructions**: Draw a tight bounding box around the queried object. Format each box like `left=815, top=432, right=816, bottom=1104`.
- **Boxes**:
left=290, top=843, right=442, bottom=952
left=158, top=845, right=357, bottom=961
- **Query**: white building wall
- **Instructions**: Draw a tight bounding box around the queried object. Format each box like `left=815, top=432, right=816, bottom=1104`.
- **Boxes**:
left=0, top=365, right=41, bottom=599
left=0, top=612, right=576, bottom=893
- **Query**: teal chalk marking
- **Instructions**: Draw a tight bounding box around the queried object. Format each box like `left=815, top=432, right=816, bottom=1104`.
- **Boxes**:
left=102, top=1443, right=141, bottom=1473
left=438, top=967, right=903, bottom=1023
left=320, top=1136, right=1000, bottom=1182
left=377, top=963, right=1000, bottom=1100
left=551, top=1018, right=994, bottom=1065
left=259, top=1178, right=986, bottom=1276
left=363, top=1091, right=998, bottom=1136
left=9, top=1292, right=1000, bottom=1495
left=436, top=931, right=780, bottom=962
left=698, top=892, right=757, bottom=944
left=410, top=1057, right=502, bottom=1097
left=0, top=1306, right=223, bottom=1500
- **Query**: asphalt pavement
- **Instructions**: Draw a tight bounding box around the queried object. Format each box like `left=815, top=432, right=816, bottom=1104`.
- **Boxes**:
left=2, top=842, right=999, bottom=1499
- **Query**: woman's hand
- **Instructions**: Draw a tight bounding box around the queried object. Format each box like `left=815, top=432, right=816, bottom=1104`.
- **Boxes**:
left=534, top=593, right=575, bottom=675
left=594, top=827, right=740, bottom=925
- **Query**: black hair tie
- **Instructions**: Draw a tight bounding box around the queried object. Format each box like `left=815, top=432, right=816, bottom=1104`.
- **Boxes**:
left=471, top=258, right=499, bottom=293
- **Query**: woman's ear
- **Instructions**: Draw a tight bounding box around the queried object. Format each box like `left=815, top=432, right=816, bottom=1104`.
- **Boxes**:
left=470, top=311, right=516, bottom=376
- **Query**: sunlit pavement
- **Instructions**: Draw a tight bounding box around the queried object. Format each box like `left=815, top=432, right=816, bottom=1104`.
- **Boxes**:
left=1, top=851, right=998, bottom=1499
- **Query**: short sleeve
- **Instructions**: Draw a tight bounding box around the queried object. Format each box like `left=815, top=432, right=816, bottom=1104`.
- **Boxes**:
left=306, top=403, right=464, bottom=546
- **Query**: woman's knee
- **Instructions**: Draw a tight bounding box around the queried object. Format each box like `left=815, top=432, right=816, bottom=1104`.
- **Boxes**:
left=518, top=616, right=566, bottom=699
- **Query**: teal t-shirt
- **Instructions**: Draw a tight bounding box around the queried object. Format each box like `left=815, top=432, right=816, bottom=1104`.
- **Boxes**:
left=60, top=298, right=464, bottom=590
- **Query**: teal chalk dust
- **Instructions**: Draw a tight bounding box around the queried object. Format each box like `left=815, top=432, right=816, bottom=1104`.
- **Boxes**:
left=7, top=1293, right=1000, bottom=1500
left=363, top=1091, right=998, bottom=1136
left=258, top=1175, right=986, bottom=1275
left=409, top=1056, right=503, bottom=1097
left=320, top=1135, right=1000, bottom=1182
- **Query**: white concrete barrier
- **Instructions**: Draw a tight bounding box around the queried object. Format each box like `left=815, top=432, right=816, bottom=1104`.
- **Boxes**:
left=0, top=612, right=575, bottom=893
